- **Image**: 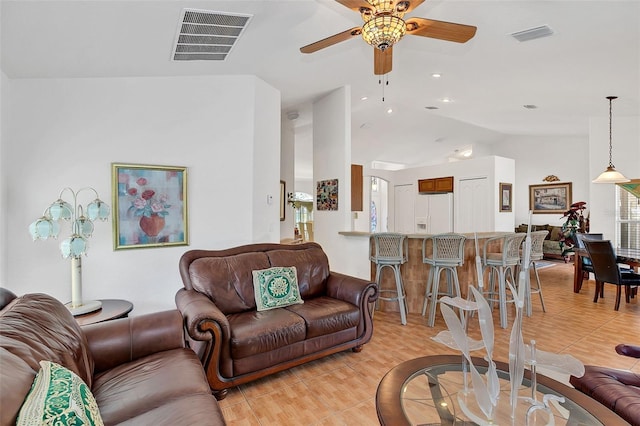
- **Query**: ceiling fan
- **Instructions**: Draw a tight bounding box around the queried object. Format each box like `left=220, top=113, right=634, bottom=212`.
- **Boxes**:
left=300, top=0, right=477, bottom=75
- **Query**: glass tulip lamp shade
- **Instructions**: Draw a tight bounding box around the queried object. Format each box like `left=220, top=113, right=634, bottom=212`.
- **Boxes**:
left=28, top=187, right=110, bottom=316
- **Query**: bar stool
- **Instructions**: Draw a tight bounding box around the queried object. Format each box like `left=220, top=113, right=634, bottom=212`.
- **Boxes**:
left=370, top=233, right=409, bottom=325
left=522, top=230, right=548, bottom=316
left=422, top=233, right=466, bottom=327
left=482, top=232, right=526, bottom=328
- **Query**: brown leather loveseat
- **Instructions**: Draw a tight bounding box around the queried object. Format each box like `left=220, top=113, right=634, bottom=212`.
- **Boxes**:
left=570, top=344, right=640, bottom=426
left=0, top=289, right=225, bottom=425
left=176, top=242, right=377, bottom=399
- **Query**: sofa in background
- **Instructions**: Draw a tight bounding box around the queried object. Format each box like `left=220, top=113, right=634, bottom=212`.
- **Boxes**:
left=0, top=289, right=225, bottom=425
left=570, top=344, right=640, bottom=426
left=176, top=242, right=378, bottom=400
left=515, top=223, right=568, bottom=261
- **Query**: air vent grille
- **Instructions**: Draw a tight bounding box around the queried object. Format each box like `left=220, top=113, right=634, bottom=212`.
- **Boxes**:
left=510, top=25, right=554, bottom=42
left=172, top=9, right=252, bottom=61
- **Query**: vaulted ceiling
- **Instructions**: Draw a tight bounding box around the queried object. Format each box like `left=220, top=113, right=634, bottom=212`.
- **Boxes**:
left=2, top=1, right=639, bottom=171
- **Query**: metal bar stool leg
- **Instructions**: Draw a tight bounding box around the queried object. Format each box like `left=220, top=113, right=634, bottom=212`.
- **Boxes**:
left=498, top=267, right=508, bottom=329
left=427, top=266, right=443, bottom=327
left=394, top=264, right=407, bottom=325
left=422, top=266, right=435, bottom=316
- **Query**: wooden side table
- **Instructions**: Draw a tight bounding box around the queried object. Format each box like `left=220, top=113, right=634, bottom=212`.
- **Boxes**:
left=74, top=299, right=133, bottom=326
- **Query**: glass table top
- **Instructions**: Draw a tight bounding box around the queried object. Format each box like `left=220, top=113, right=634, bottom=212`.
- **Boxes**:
left=401, top=362, right=600, bottom=425
left=376, top=355, right=626, bottom=426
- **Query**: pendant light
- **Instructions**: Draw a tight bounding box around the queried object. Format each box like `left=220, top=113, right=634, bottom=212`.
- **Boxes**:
left=592, top=96, right=630, bottom=183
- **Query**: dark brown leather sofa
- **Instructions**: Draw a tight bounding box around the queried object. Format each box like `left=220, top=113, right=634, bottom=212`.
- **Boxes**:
left=570, top=344, right=640, bottom=426
left=0, top=289, right=225, bottom=425
left=176, top=242, right=378, bottom=399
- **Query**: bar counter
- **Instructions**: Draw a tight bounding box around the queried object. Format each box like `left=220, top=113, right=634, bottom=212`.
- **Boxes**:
left=340, top=232, right=509, bottom=315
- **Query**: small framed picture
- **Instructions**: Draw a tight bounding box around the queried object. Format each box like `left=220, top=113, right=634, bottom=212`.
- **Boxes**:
left=112, top=163, right=188, bottom=249
left=499, top=182, right=512, bottom=212
left=529, top=182, right=572, bottom=214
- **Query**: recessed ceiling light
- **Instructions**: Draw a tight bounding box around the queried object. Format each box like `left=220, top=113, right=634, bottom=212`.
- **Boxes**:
left=361, top=96, right=368, bottom=101
left=431, top=73, right=442, bottom=78
left=425, top=106, right=439, bottom=110
left=387, top=108, right=393, bottom=114
left=441, top=98, right=451, bottom=103
left=523, top=104, right=538, bottom=109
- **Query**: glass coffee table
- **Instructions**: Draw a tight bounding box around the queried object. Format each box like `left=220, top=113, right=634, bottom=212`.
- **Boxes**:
left=376, top=355, right=626, bottom=425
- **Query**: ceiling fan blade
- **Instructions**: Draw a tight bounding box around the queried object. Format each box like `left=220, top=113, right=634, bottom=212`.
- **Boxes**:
left=335, top=0, right=373, bottom=12
left=300, top=27, right=362, bottom=53
left=405, top=17, right=477, bottom=43
left=374, top=47, right=393, bottom=75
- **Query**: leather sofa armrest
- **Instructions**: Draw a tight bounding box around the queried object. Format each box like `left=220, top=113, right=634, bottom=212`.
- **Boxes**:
left=175, top=288, right=234, bottom=384
left=326, top=271, right=378, bottom=307
left=615, top=343, right=640, bottom=359
left=175, top=288, right=230, bottom=342
left=83, top=310, right=185, bottom=374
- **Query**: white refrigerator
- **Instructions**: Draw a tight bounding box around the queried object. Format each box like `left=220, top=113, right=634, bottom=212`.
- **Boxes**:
left=415, top=193, right=454, bottom=234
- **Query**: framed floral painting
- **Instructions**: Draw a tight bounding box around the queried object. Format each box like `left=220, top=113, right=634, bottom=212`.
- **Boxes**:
left=111, top=163, right=188, bottom=249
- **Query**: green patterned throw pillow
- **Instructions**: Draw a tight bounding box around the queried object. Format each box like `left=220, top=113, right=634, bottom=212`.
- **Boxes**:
left=17, top=360, right=104, bottom=426
left=252, top=266, right=304, bottom=311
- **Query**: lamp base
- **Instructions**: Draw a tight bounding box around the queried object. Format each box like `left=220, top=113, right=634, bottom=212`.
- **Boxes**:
left=66, top=300, right=103, bottom=316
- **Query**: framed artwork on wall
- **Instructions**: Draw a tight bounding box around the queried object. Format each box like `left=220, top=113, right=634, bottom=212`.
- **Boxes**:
left=317, top=179, right=338, bottom=211
left=499, top=182, right=512, bottom=212
left=112, top=163, right=188, bottom=249
left=529, top=182, right=572, bottom=214
left=280, top=180, right=286, bottom=221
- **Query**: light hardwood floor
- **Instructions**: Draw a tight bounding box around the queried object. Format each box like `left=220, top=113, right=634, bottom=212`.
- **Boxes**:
left=218, top=261, right=640, bottom=425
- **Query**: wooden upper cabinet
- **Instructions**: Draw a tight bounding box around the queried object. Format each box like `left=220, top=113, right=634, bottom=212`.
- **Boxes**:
left=351, top=164, right=363, bottom=211
left=418, top=176, right=454, bottom=193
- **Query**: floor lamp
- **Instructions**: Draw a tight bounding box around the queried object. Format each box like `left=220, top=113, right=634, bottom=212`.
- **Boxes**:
left=29, top=187, right=110, bottom=315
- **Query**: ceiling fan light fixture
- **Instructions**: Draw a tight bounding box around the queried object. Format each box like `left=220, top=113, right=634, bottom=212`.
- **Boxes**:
left=362, top=15, right=406, bottom=50
left=592, top=96, right=630, bottom=184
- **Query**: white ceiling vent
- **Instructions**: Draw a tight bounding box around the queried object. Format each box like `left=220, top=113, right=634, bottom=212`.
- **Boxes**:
left=510, top=25, right=554, bottom=42
left=172, top=9, right=252, bottom=61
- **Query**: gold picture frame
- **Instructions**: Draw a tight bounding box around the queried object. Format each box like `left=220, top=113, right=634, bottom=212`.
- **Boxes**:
left=112, top=163, right=188, bottom=249
left=529, top=182, right=572, bottom=214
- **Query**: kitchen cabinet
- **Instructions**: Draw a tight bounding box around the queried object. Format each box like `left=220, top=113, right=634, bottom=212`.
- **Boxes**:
left=351, top=164, right=363, bottom=211
left=418, top=176, right=454, bottom=193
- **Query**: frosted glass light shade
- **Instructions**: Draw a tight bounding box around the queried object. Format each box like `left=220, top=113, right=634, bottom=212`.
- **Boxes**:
left=592, top=166, right=630, bottom=183
left=29, top=217, right=60, bottom=240
left=75, top=217, right=94, bottom=237
left=87, top=199, right=110, bottom=221
left=60, top=235, right=88, bottom=258
left=49, top=200, right=73, bottom=220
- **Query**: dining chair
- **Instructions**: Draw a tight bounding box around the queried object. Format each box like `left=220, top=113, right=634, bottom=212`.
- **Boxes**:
left=575, top=233, right=604, bottom=294
left=370, top=233, right=409, bottom=325
left=583, top=240, right=640, bottom=310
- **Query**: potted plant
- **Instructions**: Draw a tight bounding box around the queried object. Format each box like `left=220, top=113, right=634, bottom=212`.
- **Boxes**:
left=559, top=201, right=587, bottom=255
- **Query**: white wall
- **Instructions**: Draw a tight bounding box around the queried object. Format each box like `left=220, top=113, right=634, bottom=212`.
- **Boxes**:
left=4, top=75, right=280, bottom=314
left=391, top=156, right=515, bottom=232
left=492, top=135, right=589, bottom=227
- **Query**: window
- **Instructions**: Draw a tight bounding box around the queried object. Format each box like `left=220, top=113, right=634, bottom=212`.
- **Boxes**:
left=616, top=185, right=640, bottom=250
